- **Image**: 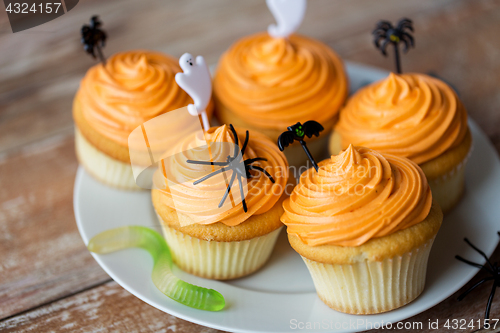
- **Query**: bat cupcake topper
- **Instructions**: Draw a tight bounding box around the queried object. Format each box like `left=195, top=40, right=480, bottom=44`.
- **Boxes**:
left=278, top=121, right=324, bottom=171
left=373, top=18, right=414, bottom=74
left=187, top=125, right=275, bottom=213
left=81, top=15, right=107, bottom=64
left=455, top=232, right=500, bottom=320
left=175, top=53, right=212, bottom=132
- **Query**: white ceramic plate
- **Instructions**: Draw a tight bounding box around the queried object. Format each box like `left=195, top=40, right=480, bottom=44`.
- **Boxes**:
left=74, top=62, right=500, bottom=333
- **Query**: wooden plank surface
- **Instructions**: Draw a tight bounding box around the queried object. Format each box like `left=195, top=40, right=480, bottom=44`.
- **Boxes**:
left=1, top=0, right=499, bottom=331
left=1, top=250, right=498, bottom=333
left=0, top=135, right=111, bottom=320
left=0, top=281, right=221, bottom=333
left=0, top=0, right=461, bottom=154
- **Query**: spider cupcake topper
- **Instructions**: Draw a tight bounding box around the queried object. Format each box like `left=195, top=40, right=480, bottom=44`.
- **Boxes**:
left=373, top=18, right=414, bottom=74
left=81, top=15, right=107, bottom=64
left=278, top=121, right=324, bottom=171
left=455, top=232, right=500, bottom=320
left=186, top=125, right=275, bottom=213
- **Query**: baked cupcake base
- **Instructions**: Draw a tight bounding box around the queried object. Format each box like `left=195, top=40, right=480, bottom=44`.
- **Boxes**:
left=329, top=129, right=472, bottom=214
left=152, top=189, right=285, bottom=280
left=288, top=201, right=442, bottom=314
left=75, top=128, right=140, bottom=190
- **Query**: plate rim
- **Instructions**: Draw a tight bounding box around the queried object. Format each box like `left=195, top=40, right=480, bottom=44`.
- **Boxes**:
left=74, top=61, right=500, bottom=333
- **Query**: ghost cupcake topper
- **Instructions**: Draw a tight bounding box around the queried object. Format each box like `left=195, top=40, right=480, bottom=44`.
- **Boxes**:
left=267, top=0, right=307, bottom=38
left=175, top=53, right=212, bottom=131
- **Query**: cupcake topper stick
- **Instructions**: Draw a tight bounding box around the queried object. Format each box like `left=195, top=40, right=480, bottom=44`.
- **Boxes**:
left=186, top=125, right=275, bottom=213
left=278, top=121, right=323, bottom=172
left=373, top=18, right=414, bottom=74
left=267, top=0, right=307, bottom=38
left=455, top=232, right=500, bottom=320
left=175, top=53, right=212, bottom=132
left=81, top=15, right=107, bottom=65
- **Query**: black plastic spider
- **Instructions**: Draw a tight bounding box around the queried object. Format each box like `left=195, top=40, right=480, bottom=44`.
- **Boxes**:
left=373, top=18, right=414, bottom=74
left=455, top=232, right=500, bottom=320
left=81, top=15, right=107, bottom=64
left=186, top=125, right=275, bottom=213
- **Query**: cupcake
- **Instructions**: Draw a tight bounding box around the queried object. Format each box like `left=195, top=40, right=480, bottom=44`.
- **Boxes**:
left=213, top=32, right=348, bottom=167
left=331, top=73, right=471, bottom=213
left=73, top=50, right=213, bottom=189
left=152, top=124, right=289, bottom=280
left=281, top=145, right=443, bottom=314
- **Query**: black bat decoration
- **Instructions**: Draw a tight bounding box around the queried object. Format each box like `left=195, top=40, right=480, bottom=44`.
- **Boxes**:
left=373, top=18, right=414, bottom=74
left=81, top=15, right=107, bottom=64
left=186, top=125, right=275, bottom=213
left=455, top=232, right=500, bottom=320
left=277, top=121, right=324, bottom=172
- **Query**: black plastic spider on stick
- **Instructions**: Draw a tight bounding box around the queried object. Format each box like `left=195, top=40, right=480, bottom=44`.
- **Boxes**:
left=455, top=232, right=500, bottom=320
left=186, top=125, right=275, bottom=213
left=373, top=18, right=414, bottom=74
left=81, top=15, right=107, bottom=64
left=277, top=121, right=324, bottom=172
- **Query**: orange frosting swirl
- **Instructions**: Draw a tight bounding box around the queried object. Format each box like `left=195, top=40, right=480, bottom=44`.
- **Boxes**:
left=281, top=145, right=432, bottom=247
left=157, top=125, right=289, bottom=226
left=214, top=33, right=348, bottom=129
left=335, top=73, right=468, bottom=164
left=77, top=51, right=192, bottom=146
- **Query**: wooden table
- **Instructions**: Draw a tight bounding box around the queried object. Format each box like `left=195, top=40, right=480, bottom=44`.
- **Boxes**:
left=1, top=0, right=499, bottom=331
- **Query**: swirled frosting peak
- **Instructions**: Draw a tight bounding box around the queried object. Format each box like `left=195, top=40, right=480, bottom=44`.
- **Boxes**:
left=335, top=73, right=468, bottom=164
left=77, top=51, right=192, bottom=146
left=214, top=32, right=348, bottom=129
left=281, top=145, right=432, bottom=247
left=158, top=125, right=289, bottom=226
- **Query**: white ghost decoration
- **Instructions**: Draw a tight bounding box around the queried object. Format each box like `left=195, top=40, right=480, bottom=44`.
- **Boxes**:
left=267, top=0, right=307, bottom=38
left=175, top=53, right=212, bottom=131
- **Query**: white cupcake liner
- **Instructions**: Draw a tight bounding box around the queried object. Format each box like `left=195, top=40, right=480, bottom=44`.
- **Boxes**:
left=75, top=128, right=141, bottom=190
left=159, top=218, right=282, bottom=280
left=302, top=238, right=435, bottom=314
left=428, top=141, right=472, bottom=213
